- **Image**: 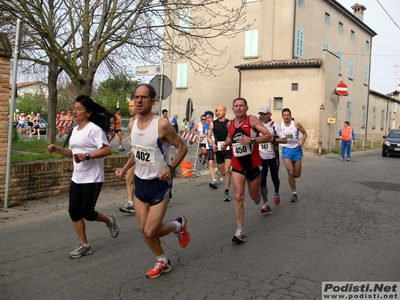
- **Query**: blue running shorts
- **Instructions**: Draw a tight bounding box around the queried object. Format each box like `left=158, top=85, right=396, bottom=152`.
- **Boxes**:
left=282, top=147, right=303, bottom=162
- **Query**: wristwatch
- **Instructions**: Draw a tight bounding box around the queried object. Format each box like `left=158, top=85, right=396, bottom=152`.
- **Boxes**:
left=85, top=153, right=90, bottom=160
left=167, top=164, right=175, bottom=173
left=251, top=137, right=256, bottom=145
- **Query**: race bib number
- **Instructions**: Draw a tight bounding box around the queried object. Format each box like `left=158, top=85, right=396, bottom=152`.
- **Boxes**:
left=232, top=143, right=251, bottom=157
left=259, top=142, right=272, bottom=152
left=217, top=141, right=230, bottom=151
left=132, top=145, right=156, bottom=165
left=285, top=132, right=295, bottom=141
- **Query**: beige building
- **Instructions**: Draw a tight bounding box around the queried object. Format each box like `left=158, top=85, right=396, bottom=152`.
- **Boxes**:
left=162, top=0, right=400, bottom=152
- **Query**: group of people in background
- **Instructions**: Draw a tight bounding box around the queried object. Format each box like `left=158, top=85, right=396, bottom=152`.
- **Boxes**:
left=14, top=110, right=43, bottom=140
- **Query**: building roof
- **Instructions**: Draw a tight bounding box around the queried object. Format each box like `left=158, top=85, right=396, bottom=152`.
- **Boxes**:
left=17, top=81, right=46, bottom=88
left=235, top=58, right=323, bottom=70
left=370, top=89, right=400, bottom=102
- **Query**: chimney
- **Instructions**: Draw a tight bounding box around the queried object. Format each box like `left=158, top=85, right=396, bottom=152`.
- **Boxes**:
left=351, top=3, right=366, bottom=21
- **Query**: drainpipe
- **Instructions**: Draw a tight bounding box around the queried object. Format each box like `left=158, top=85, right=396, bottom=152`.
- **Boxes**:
left=237, top=67, right=242, bottom=97
left=292, top=0, right=297, bottom=58
left=365, top=36, right=373, bottom=139
left=319, top=104, right=325, bottom=154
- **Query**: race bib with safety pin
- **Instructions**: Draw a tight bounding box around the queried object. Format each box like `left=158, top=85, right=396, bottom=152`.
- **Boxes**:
left=217, top=141, right=230, bottom=151
left=232, top=143, right=251, bottom=157
left=285, top=132, right=295, bottom=141
left=259, top=142, right=272, bottom=152
left=132, top=144, right=156, bottom=165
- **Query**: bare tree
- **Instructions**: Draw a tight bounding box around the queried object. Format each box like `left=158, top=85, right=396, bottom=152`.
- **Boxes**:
left=1, top=0, right=251, bottom=125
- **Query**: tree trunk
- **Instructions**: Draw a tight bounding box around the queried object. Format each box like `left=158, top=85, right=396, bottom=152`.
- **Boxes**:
left=46, top=57, right=62, bottom=144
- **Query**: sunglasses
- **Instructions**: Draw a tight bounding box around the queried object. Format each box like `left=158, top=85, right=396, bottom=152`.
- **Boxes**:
left=201, top=118, right=206, bottom=121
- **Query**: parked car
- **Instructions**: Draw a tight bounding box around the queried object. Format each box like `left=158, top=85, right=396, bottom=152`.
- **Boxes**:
left=121, top=117, right=131, bottom=132
left=382, top=129, right=400, bottom=157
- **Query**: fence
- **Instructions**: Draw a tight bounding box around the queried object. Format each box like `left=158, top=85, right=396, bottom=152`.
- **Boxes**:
left=170, top=130, right=203, bottom=178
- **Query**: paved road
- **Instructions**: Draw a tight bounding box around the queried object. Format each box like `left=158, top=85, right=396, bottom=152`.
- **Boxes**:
left=1, top=150, right=399, bottom=299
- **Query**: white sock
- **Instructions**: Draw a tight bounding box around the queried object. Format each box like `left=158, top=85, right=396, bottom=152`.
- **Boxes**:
left=128, top=200, right=134, bottom=206
left=157, top=254, right=168, bottom=264
left=173, top=220, right=182, bottom=232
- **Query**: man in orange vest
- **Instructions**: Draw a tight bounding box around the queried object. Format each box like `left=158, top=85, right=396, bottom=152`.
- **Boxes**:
left=338, top=121, right=356, bottom=161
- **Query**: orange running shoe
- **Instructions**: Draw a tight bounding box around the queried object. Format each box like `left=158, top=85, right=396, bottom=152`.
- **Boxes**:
left=175, top=215, right=190, bottom=248
left=146, top=259, right=172, bottom=278
left=274, top=193, right=281, bottom=206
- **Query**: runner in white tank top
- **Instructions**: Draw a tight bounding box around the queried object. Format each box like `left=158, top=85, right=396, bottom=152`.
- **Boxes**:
left=115, top=84, right=190, bottom=279
left=280, top=108, right=307, bottom=203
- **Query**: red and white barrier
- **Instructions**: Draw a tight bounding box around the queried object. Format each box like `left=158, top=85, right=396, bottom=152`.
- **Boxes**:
left=180, top=131, right=200, bottom=142
left=56, top=120, right=74, bottom=128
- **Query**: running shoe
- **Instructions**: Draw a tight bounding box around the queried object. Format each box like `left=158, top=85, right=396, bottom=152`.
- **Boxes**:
left=202, top=162, right=207, bottom=167
left=274, top=192, right=281, bottom=206
left=339, top=157, right=343, bottom=160
left=261, top=202, right=272, bottom=213
left=69, top=243, right=92, bottom=259
left=223, top=192, right=231, bottom=202
left=216, top=170, right=224, bottom=182
left=119, top=202, right=135, bottom=213
left=209, top=180, right=218, bottom=189
left=232, top=229, right=246, bottom=243
left=107, top=213, right=119, bottom=238
left=118, top=147, right=125, bottom=151
left=146, top=259, right=172, bottom=279
left=347, top=158, right=350, bottom=161
left=290, top=193, right=298, bottom=203
left=175, top=215, right=190, bottom=248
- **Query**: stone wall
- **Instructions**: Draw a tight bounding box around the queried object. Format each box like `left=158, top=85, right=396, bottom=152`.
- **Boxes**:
left=2, top=155, right=128, bottom=206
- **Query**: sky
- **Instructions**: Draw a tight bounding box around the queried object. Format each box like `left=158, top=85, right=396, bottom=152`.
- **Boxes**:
left=337, top=0, right=400, bottom=94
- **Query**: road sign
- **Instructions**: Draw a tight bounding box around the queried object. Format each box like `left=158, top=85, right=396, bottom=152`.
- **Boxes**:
left=336, top=82, right=348, bottom=96
left=136, top=65, right=162, bottom=76
left=327, top=118, right=336, bottom=124
left=149, top=75, right=172, bottom=100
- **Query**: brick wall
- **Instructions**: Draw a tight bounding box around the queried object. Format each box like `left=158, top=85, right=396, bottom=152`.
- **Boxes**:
left=0, top=34, right=12, bottom=206
left=2, top=155, right=128, bottom=206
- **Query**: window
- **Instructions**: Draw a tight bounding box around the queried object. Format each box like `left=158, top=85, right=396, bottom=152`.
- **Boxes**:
left=349, top=57, right=354, bottom=79
left=338, top=51, right=343, bottom=75
left=323, top=43, right=329, bottom=50
left=179, top=8, right=191, bottom=33
left=372, top=107, right=376, bottom=129
left=363, top=65, right=369, bottom=85
left=291, top=83, right=298, bottom=91
left=347, top=100, right=352, bottom=124
left=381, top=109, right=385, bottom=130
left=350, top=30, right=355, bottom=41
left=338, top=22, right=343, bottom=34
left=244, top=29, right=259, bottom=57
left=362, top=104, right=367, bottom=128
left=389, top=111, right=392, bottom=130
left=325, top=13, right=330, bottom=25
left=366, top=41, right=370, bottom=51
left=274, top=97, right=283, bottom=110
left=298, top=0, right=305, bottom=9
left=176, top=63, right=188, bottom=88
left=296, top=30, right=304, bottom=58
